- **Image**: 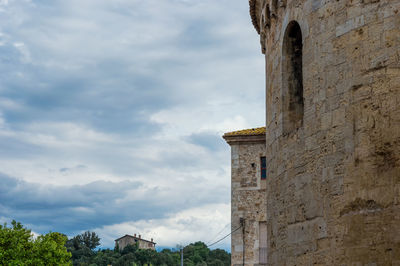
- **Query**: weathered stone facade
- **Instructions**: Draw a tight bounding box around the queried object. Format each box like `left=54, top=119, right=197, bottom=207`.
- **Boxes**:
left=224, top=128, right=267, bottom=266
left=247, top=0, right=400, bottom=265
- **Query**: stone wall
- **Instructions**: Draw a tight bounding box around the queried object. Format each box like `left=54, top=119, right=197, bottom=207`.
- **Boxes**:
left=137, top=239, right=156, bottom=250
left=249, top=0, right=400, bottom=264
left=224, top=130, right=267, bottom=265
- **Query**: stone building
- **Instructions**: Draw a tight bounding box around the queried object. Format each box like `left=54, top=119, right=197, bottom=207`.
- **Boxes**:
left=223, top=127, right=267, bottom=265
left=225, top=0, right=400, bottom=265
left=115, top=234, right=156, bottom=251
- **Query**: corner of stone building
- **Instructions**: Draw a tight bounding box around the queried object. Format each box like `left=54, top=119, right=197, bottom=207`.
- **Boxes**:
left=223, top=128, right=268, bottom=265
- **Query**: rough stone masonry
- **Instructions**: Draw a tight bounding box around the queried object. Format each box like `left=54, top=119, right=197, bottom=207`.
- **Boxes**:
left=224, top=128, right=267, bottom=265
left=227, top=0, right=400, bottom=265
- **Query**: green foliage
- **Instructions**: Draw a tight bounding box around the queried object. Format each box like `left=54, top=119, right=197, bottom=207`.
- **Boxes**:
left=0, top=220, right=71, bottom=265
left=31, top=232, right=72, bottom=265
left=68, top=235, right=230, bottom=266
left=66, top=231, right=100, bottom=251
left=0, top=222, right=230, bottom=265
left=121, top=243, right=138, bottom=255
left=182, top=242, right=230, bottom=266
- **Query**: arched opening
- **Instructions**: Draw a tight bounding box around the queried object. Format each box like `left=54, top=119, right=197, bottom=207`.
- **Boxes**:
left=282, top=21, right=303, bottom=134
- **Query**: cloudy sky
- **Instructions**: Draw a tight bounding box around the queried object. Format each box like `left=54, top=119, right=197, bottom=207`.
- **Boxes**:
left=0, top=0, right=264, bottom=250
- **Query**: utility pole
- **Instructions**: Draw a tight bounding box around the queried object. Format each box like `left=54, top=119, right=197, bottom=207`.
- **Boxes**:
left=177, top=244, right=184, bottom=266
left=180, top=247, right=183, bottom=266
left=240, top=218, right=245, bottom=266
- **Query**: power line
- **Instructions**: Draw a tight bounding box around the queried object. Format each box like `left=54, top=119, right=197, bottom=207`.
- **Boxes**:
left=207, top=225, right=242, bottom=248
left=206, top=223, right=231, bottom=246
left=177, top=224, right=241, bottom=251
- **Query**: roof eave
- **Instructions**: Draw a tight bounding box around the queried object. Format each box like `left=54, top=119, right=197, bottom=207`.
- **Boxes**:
left=223, top=134, right=265, bottom=145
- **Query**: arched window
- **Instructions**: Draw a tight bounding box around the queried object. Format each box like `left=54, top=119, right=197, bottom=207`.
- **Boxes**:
left=282, top=21, right=303, bottom=134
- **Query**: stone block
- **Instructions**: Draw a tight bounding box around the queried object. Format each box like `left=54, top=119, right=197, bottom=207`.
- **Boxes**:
left=332, top=108, right=346, bottom=127
left=336, top=15, right=365, bottom=37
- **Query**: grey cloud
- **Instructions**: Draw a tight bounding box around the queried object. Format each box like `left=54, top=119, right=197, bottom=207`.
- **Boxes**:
left=186, top=132, right=226, bottom=151
left=0, top=0, right=261, bottom=246
left=59, top=165, right=86, bottom=173
left=0, top=172, right=229, bottom=235
left=0, top=172, right=145, bottom=233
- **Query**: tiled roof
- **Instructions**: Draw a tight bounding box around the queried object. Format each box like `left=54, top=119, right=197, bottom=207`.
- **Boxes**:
left=223, top=127, right=266, bottom=137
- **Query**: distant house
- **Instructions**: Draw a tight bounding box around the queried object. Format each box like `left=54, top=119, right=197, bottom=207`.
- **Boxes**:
left=115, top=234, right=156, bottom=251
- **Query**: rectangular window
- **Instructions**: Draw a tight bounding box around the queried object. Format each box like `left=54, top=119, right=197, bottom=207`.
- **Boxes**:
left=261, top=157, right=267, bottom=179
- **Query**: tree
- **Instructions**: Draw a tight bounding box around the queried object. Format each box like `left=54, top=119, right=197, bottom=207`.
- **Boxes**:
left=69, top=231, right=100, bottom=250
left=208, top=248, right=230, bottom=265
left=121, top=243, right=138, bottom=255
left=0, top=220, right=33, bottom=265
left=0, top=220, right=71, bottom=265
left=81, top=231, right=100, bottom=250
left=31, top=232, right=72, bottom=265
left=67, top=239, right=230, bottom=266
left=208, top=259, right=225, bottom=266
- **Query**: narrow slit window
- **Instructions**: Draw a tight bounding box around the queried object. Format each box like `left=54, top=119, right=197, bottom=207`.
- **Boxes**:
left=261, top=157, right=267, bottom=180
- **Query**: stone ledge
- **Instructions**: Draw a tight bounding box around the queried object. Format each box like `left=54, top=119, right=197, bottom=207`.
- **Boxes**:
left=223, top=134, right=266, bottom=145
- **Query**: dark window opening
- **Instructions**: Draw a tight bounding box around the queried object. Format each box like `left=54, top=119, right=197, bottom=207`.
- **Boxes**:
left=261, top=157, right=267, bottom=180
left=282, top=21, right=304, bottom=134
